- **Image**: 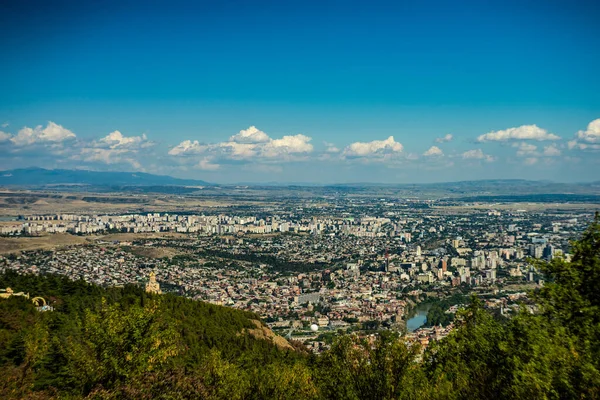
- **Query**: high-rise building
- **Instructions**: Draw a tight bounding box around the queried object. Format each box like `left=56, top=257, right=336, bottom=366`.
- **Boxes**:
left=440, top=259, right=447, bottom=273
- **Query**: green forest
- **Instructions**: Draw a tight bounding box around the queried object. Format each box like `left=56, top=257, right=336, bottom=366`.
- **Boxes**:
left=1, top=214, right=600, bottom=399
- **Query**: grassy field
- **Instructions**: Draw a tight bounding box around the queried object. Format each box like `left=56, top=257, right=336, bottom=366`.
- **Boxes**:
left=0, top=189, right=278, bottom=217
left=434, top=203, right=600, bottom=213
left=125, top=245, right=184, bottom=259
left=0, top=234, right=90, bottom=254
left=0, top=232, right=195, bottom=255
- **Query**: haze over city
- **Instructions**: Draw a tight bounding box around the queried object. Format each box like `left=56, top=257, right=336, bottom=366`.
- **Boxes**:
left=1, top=0, right=599, bottom=184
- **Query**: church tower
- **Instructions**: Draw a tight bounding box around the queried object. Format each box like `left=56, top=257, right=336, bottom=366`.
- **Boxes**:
left=145, top=272, right=162, bottom=294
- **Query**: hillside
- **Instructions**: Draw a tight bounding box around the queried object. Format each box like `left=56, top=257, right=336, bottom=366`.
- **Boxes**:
left=0, top=272, right=307, bottom=399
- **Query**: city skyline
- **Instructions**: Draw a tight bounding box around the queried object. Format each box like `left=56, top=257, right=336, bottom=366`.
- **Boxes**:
left=1, top=0, right=599, bottom=183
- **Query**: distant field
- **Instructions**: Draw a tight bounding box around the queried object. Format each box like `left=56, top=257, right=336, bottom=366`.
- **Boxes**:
left=0, top=232, right=197, bottom=255
left=436, top=203, right=600, bottom=212
left=96, top=232, right=191, bottom=242
left=0, top=190, right=270, bottom=216
left=125, top=245, right=184, bottom=259
left=0, top=234, right=90, bottom=254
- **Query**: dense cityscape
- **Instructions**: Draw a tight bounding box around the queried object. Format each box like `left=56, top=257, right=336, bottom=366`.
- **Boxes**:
left=1, top=199, right=592, bottom=352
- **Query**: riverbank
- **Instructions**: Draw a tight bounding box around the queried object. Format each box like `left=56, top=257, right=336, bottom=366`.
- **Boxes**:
left=406, top=303, right=432, bottom=332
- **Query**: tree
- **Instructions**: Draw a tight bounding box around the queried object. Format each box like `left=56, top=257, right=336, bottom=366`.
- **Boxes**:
left=315, top=332, right=419, bottom=400
left=534, top=212, right=600, bottom=338
left=62, top=298, right=180, bottom=395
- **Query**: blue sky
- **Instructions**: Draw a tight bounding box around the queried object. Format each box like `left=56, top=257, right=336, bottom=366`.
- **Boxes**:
left=0, top=0, right=598, bottom=183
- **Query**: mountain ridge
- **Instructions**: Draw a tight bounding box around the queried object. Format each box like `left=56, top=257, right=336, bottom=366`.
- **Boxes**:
left=1, top=167, right=599, bottom=190
left=0, top=167, right=211, bottom=186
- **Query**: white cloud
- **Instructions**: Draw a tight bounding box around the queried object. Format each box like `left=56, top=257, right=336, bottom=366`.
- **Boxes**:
left=568, top=119, right=600, bottom=151
left=99, top=130, right=151, bottom=149
left=219, top=142, right=258, bottom=159
left=461, top=149, right=496, bottom=162
left=524, top=157, right=538, bottom=165
left=1, top=122, right=8, bottom=128
left=542, top=144, right=561, bottom=157
left=262, top=134, right=313, bottom=158
left=71, top=147, right=143, bottom=170
left=78, top=147, right=126, bottom=164
left=423, top=146, right=443, bottom=157
left=0, top=121, right=160, bottom=172
left=477, top=124, right=560, bottom=142
left=168, top=140, right=207, bottom=156
left=73, top=148, right=139, bottom=170
left=196, top=158, right=220, bottom=171
left=435, top=134, right=453, bottom=143
left=70, top=130, right=154, bottom=169
left=170, top=127, right=313, bottom=162
left=229, top=126, right=270, bottom=143
left=513, top=142, right=561, bottom=158
left=513, top=142, right=538, bottom=156
left=567, top=141, right=600, bottom=151
left=343, top=136, right=403, bottom=158
left=11, top=121, right=76, bottom=146
left=0, top=131, right=11, bottom=142
left=575, top=119, right=600, bottom=143
left=324, top=142, right=340, bottom=153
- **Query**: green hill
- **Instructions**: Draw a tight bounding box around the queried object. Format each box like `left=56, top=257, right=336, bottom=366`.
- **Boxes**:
left=0, top=273, right=310, bottom=399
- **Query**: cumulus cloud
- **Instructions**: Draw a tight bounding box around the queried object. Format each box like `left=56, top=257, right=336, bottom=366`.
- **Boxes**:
left=542, top=144, right=561, bottom=157
left=169, top=127, right=313, bottom=162
left=513, top=142, right=538, bottom=156
left=168, top=140, right=207, bottom=156
left=229, top=126, right=270, bottom=143
left=568, top=141, right=600, bottom=151
left=196, top=158, right=220, bottom=171
left=70, top=130, right=155, bottom=169
left=11, top=121, right=76, bottom=146
left=461, top=149, right=496, bottom=162
left=218, top=142, right=258, bottom=159
left=78, top=147, right=128, bottom=164
left=477, top=124, right=560, bottom=142
left=99, top=130, right=152, bottom=149
left=513, top=142, right=561, bottom=158
left=73, top=147, right=143, bottom=170
left=423, top=146, right=443, bottom=157
left=324, top=142, right=340, bottom=153
left=1, top=122, right=8, bottom=128
left=567, top=119, right=600, bottom=151
left=0, top=131, right=11, bottom=142
left=262, top=134, right=313, bottom=158
left=575, top=119, right=600, bottom=143
left=435, top=134, right=453, bottom=143
left=343, top=136, right=403, bottom=158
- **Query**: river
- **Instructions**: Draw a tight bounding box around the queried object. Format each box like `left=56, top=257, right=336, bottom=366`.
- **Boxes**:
left=406, top=303, right=431, bottom=332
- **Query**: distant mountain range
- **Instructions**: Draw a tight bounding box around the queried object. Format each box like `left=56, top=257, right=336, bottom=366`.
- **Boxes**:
left=1, top=168, right=599, bottom=197
left=0, top=167, right=211, bottom=187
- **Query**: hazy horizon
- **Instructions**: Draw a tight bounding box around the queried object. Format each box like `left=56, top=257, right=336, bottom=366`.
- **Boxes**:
left=3, top=166, right=600, bottom=186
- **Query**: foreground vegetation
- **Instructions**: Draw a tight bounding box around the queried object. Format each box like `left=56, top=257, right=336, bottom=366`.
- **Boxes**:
left=1, top=215, right=599, bottom=399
